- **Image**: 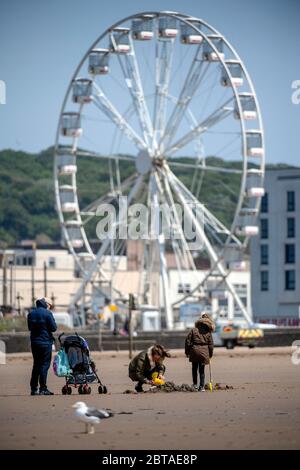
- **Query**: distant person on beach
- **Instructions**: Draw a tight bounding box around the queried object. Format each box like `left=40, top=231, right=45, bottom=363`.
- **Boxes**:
left=129, top=344, right=171, bottom=393
left=27, top=298, right=57, bottom=395
left=185, top=313, right=215, bottom=392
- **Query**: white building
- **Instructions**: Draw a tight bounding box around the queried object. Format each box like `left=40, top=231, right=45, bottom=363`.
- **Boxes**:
left=0, top=242, right=251, bottom=327
left=250, top=168, right=300, bottom=325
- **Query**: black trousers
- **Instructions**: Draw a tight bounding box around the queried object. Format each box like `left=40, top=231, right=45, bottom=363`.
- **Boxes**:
left=30, top=343, right=52, bottom=391
left=192, top=362, right=205, bottom=388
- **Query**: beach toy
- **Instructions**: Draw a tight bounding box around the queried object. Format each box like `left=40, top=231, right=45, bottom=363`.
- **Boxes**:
left=208, top=360, right=213, bottom=391
left=152, top=372, right=165, bottom=386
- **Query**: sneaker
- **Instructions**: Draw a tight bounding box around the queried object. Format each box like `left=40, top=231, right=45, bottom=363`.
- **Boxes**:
left=199, top=387, right=205, bottom=392
left=191, top=384, right=198, bottom=391
left=135, top=383, right=144, bottom=393
left=39, top=388, right=54, bottom=395
left=30, top=389, right=39, bottom=396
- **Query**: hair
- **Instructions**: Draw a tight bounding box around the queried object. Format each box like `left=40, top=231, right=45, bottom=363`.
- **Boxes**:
left=152, top=344, right=171, bottom=359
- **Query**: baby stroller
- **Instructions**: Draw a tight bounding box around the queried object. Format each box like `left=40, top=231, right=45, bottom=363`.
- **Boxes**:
left=55, top=333, right=108, bottom=395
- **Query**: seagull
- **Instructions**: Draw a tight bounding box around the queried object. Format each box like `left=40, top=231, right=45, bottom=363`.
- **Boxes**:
left=72, top=401, right=113, bottom=434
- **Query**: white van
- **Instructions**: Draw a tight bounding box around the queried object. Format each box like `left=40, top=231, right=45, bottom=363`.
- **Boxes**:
left=52, top=312, right=73, bottom=329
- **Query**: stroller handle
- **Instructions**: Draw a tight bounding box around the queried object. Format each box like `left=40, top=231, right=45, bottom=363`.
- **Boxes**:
left=58, top=332, right=65, bottom=345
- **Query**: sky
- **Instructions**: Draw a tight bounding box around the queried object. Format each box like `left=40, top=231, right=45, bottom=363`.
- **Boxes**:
left=0, top=0, right=299, bottom=165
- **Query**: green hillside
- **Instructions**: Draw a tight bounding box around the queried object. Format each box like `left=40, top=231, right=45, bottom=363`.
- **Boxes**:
left=0, top=148, right=296, bottom=246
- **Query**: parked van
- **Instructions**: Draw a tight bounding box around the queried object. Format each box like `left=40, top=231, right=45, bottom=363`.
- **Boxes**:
left=52, top=312, right=73, bottom=329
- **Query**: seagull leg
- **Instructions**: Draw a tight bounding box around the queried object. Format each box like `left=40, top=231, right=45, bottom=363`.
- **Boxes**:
left=89, top=425, right=95, bottom=435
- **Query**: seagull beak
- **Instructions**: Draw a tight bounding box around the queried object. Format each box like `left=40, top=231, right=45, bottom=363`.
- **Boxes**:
left=72, top=404, right=78, bottom=408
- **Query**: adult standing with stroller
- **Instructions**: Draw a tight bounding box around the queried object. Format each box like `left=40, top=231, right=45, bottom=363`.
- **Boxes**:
left=185, top=313, right=215, bottom=392
left=27, top=298, right=57, bottom=395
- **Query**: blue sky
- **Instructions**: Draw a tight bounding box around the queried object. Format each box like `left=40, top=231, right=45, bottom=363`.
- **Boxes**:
left=0, top=0, right=299, bottom=165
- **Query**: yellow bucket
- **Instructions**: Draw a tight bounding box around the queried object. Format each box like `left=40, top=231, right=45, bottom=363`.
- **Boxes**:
left=152, top=372, right=165, bottom=386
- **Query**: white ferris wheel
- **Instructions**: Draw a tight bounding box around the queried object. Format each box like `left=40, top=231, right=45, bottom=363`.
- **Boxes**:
left=54, top=11, right=265, bottom=328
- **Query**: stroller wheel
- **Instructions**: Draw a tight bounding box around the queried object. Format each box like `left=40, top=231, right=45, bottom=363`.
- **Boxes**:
left=98, top=385, right=103, bottom=394
left=78, top=385, right=83, bottom=394
left=62, top=385, right=67, bottom=395
left=67, top=386, right=72, bottom=395
left=103, top=386, right=108, bottom=394
left=83, top=384, right=91, bottom=394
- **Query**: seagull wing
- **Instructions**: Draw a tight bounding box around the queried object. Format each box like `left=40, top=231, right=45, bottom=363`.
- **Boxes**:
left=85, top=407, right=114, bottom=419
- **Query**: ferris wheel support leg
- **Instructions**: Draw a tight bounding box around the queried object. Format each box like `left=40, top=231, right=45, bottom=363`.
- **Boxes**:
left=151, top=173, right=173, bottom=330
left=168, top=172, right=252, bottom=325
left=227, top=292, right=234, bottom=322
left=80, top=299, right=86, bottom=328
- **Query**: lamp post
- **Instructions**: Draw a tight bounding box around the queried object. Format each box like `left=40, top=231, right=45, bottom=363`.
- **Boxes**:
left=128, top=293, right=137, bottom=359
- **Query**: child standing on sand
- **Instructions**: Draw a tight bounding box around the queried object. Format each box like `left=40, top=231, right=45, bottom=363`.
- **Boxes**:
left=185, top=313, right=214, bottom=392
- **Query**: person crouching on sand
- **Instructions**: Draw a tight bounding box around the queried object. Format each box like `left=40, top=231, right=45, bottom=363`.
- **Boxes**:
left=185, top=313, right=215, bottom=392
left=128, top=344, right=171, bottom=393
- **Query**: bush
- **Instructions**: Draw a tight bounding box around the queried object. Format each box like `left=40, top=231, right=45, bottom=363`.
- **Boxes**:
left=0, top=316, right=28, bottom=332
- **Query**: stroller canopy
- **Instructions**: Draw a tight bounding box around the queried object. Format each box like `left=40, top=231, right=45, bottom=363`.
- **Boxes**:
left=62, top=334, right=89, bottom=354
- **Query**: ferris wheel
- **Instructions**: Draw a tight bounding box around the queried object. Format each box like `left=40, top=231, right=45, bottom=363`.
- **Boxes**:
left=54, top=11, right=265, bottom=328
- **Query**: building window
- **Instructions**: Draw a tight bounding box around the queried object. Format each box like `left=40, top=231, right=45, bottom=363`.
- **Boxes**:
left=178, top=283, right=191, bottom=294
left=287, top=218, right=295, bottom=238
left=260, top=219, right=268, bottom=239
left=285, top=270, right=295, bottom=290
left=48, top=257, right=56, bottom=268
left=260, top=245, right=268, bottom=265
left=260, top=271, right=269, bottom=291
left=261, top=192, right=268, bottom=213
left=17, top=256, right=33, bottom=266
left=285, top=244, right=295, bottom=264
left=287, top=191, right=295, bottom=212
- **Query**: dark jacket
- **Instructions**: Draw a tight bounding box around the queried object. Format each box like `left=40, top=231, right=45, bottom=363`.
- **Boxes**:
left=27, top=299, right=57, bottom=345
left=128, top=347, right=165, bottom=382
left=185, top=318, right=214, bottom=365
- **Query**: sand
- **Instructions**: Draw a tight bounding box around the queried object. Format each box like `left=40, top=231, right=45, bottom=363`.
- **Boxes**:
left=0, top=347, right=300, bottom=450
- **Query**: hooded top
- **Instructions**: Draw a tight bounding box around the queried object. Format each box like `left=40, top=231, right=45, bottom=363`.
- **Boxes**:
left=185, top=317, right=215, bottom=364
left=195, top=317, right=215, bottom=332
left=27, top=298, right=57, bottom=345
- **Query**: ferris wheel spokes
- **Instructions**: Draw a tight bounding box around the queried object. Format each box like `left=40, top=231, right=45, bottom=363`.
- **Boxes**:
left=165, top=167, right=252, bottom=324
left=168, top=169, right=242, bottom=247
left=164, top=97, right=234, bottom=156
left=157, top=169, right=204, bottom=298
left=70, top=173, right=145, bottom=307
left=91, top=82, right=147, bottom=151
left=168, top=160, right=242, bottom=175
left=116, top=34, right=154, bottom=148
left=153, top=37, right=175, bottom=149
left=79, top=173, right=138, bottom=225
left=159, top=48, right=209, bottom=151
left=75, top=149, right=135, bottom=163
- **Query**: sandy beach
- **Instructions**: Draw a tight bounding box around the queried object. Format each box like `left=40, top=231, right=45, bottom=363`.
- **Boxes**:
left=0, top=347, right=300, bottom=450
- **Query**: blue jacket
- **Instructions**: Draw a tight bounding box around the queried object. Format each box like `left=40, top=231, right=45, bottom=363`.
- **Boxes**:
left=27, top=299, right=57, bottom=345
